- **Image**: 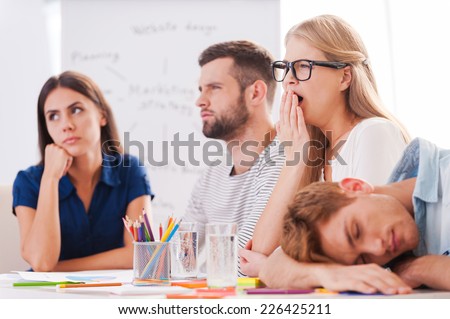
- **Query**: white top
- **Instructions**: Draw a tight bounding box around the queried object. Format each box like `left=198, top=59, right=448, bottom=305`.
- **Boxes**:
left=329, top=117, right=407, bottom=185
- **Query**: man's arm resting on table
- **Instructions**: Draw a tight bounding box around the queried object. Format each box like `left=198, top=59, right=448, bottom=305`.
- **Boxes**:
left=260, top=248, right=412, bottom=294
left=259, top=248, right=319, bottom=289
left=393, top=255, right=450, bottom=290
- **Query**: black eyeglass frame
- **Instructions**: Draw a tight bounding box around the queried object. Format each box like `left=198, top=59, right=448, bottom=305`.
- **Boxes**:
left=271, top=59, right=349, bottom=82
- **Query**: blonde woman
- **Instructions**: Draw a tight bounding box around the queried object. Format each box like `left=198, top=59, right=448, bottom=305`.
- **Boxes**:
left=240, top=15, right=409, bottom=288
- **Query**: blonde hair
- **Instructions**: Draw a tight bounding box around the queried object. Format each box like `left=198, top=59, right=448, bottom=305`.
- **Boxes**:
left=285, top=15, right=410, bottom=187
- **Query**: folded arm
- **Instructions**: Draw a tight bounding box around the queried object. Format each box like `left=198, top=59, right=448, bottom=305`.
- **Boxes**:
left=18, top=194, right=151, bottom=272
left=259, top=248, right=412, bottom=294
left=53, top=194, right=151, bottom=272
left=393, top=255, right=450, bottom=290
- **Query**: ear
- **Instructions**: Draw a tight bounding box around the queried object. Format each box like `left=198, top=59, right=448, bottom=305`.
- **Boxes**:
left=338, top=177, right=374, bottom=193
left=246, top=80, right=267, bottom=106
left=100, top=115, right=107, bottom=127
left=339, top=66, right=352, bottom=91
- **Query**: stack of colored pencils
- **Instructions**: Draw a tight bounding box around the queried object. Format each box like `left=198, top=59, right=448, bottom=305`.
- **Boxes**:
left=123, top=210, right=182, bottom=243
left=122, top=209, right=155, bottom=242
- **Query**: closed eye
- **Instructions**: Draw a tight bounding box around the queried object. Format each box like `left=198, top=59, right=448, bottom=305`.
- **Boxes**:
left=351, top=222, right=363, bottom=265
left=354, top=223, right=360, bottom=240
left=349, top=221, right=360, bottom=245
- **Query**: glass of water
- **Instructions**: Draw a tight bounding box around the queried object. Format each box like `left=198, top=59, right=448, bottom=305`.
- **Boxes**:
left=205, top=223, right=238, bottom=288
left=170, top=222, right=199, bottom=279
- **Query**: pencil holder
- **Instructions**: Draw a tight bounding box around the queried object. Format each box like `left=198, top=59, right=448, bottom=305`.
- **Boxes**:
left=133, top=242, right=171, bottom=282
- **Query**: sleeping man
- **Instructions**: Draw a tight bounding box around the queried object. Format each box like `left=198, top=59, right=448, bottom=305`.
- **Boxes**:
left=245, top=138, right=450, bottom=294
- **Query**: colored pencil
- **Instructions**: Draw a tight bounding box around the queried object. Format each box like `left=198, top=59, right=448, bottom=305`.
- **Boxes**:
left=133, top=278, right=170, bottom=286
left=140, top=221, right=146, bottom=242
left=58, top=282, right=122, bottom=288
left=132, top=221, right=138, bottom=241
left=339, top=291, right=384, bottom=296
left=167, top=215, right=173, bottom=229
left=122, top=217, right=134, bottom=240
left=136, top=222, right=142, bottom=242
left=140, top=216, right=150, bottom=241
left=315, top=288, right=338, bottom=294
left=245, top=288, right=314, bottom=295
left=166, top=294, right=224, bottom=299
left=165, top=219, right=182, bottom=242
left=13, top=281, right=83, bottom=287
left=160, top=219, right=176, bottom=242
left=171, top=280, right=207, bottom=289
left=142, top=209, right=155, bottom=241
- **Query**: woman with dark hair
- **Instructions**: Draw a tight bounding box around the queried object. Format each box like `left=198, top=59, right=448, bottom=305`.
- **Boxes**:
left=13, top=71, right=154, bottom=272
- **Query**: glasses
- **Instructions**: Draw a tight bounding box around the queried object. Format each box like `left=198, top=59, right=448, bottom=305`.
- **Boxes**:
left=271, top=59, right=348, bottom=82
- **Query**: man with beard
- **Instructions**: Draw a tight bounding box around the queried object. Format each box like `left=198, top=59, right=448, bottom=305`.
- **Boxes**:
left=183, top=41, right=284, bottom=274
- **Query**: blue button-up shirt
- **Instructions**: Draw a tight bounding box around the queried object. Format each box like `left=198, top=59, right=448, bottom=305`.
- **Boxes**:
left=388, top=138, right=450, bottom=256
left=13, top=153, right=154, bottom=261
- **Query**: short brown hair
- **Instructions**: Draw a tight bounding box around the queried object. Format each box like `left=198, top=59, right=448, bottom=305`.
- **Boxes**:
left=198, top=40, right=276, bottom=108
left=281, top=182, right=356, bottom=263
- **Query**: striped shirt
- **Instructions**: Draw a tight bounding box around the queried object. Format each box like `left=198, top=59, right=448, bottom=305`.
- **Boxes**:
left=183, top=138, right=284, bottom=275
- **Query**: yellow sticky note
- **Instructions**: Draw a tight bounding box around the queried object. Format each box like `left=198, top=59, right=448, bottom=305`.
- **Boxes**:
left=237, top=277, right=264, bottom=287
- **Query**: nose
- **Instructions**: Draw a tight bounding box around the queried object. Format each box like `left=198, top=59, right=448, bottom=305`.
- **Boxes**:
left=364, top=237, right=386, bottom=257
left=195, top=91, right=209, bottom=109
left=61, top=115, right=75, bottom=132
left=282, top=67, right=299, bottom=90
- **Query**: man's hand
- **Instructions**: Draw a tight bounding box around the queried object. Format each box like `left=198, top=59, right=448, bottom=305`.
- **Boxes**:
left=316, top=263, right=412, bottom=294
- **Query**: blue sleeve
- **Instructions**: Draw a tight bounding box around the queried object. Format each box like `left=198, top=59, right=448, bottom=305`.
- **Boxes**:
left=124, top=154, right=154, bottom=203
left=12, top=167, right=42, bottom=215
left=388, top=138, right=420, bottom=183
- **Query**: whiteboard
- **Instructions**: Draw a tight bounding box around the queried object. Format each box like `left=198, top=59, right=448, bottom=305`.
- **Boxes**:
left=61, top=0, right=280, bottom=224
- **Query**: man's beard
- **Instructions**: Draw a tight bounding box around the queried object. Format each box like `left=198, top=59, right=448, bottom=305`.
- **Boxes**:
left=202, top=94, right=249, bottom=140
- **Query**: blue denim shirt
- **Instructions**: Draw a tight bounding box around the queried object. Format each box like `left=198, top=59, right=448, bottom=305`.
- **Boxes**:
left=13, top=153, right=154, bottom=261
left=388, top=138, right=450, bottom=256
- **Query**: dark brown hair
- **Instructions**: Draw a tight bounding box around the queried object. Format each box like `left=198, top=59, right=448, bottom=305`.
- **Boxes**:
left=198, top=40, right=276, bottom=108
left=37, top=71, right=123, bottom=164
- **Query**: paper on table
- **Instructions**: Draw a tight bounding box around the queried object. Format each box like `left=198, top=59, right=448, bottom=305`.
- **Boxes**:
left=114, top=284, right=192, bottom=296
left=0, top=273, right=22, bottom=287
left=0, top=273, right=21, bottom=281
left=56, top=283, right=192, bottom=296
left=15, top=269, right=133, bottom=283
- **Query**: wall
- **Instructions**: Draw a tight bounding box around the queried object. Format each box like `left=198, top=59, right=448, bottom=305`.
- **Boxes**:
left=60, top=0, right=280, bottom=223
left=0, top=0, right=54, bottom=184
